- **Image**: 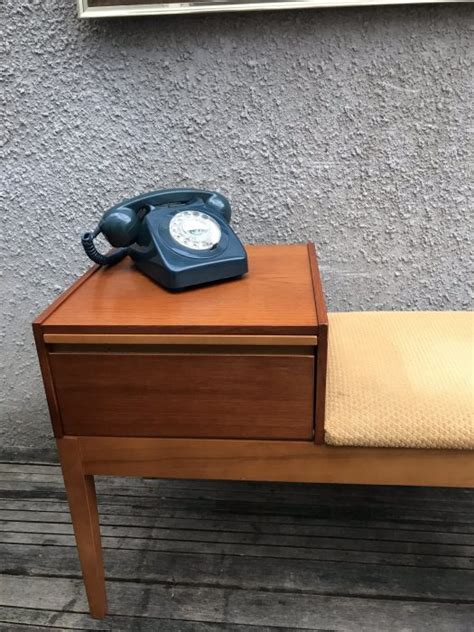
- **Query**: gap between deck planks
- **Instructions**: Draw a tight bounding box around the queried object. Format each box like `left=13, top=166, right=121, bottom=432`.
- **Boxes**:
left=0, top=459, right=473, bottom=631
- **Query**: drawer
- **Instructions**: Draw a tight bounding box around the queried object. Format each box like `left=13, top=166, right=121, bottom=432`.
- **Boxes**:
left=49, top=351, right=315, bottom=440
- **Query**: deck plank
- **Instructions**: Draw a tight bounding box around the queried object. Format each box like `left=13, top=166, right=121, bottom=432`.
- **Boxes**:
left=0, top=459, right=473, bottom=630
left=1, top=576, right=474, bottom=632
left=0, top=605, right=307, bottom=631
left=2, top=498, right=473, bottom=535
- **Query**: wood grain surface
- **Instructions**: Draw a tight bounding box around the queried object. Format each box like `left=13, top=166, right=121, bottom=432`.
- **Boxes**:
left=32, top=324, right=63, bottom=438
left=39, top=245, right=320, bottom=335
left=308, top=244, right=328, bottom=444
left=77, top=437, right=474, bottom=488
left=44, top=333, right=318, bottom=346
left=50, top=353, right=315, bottom=439
left=56, top=439, right=107, bottom=618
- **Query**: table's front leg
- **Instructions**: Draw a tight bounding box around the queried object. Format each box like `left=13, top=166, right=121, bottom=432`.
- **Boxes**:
left=57, top=438, right=107, bottom=619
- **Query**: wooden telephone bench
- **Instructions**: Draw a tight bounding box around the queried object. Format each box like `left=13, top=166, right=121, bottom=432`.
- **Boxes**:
left=34, top=244, right=329, bottom=618
left=33, top=243, right=473, bottom=619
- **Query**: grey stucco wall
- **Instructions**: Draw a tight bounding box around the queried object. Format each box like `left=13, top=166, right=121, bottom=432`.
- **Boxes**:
left=1, top=1, right=472, bottom=450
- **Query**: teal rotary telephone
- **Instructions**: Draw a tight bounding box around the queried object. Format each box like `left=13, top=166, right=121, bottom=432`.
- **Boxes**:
left=82, top=188, right=248, bottom=290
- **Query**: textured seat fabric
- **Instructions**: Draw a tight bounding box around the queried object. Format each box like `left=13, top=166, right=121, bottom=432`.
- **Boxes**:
left=325, top=312, right=474, bottom=449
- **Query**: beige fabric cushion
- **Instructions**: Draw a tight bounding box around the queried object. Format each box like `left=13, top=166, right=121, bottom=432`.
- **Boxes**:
left=325, top=312, right=474, bottom=449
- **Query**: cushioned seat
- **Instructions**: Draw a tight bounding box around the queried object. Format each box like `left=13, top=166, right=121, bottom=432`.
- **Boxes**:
left=325, top=311, right=474, bottom=449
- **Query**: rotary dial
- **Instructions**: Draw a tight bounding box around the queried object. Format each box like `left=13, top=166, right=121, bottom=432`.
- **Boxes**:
left=169, top=210, right=222, bottom=251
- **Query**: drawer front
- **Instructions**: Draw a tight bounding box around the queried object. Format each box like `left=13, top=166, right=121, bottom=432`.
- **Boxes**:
left=49, top=352, right=314, bottom=440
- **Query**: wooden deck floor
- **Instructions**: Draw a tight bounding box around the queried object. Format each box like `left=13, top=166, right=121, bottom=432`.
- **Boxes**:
left=0, top=451, right=473, bottom=631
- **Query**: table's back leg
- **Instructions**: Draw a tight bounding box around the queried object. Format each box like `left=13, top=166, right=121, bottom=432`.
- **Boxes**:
left=57, top=437, right=107, bottom=619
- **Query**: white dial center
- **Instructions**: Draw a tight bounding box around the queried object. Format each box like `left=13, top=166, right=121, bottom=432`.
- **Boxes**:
left=169, top=211, right=221, bottom=251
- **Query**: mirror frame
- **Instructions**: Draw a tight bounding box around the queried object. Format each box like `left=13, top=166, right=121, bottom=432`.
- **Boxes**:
left=78, top=0, right=461, bottom=18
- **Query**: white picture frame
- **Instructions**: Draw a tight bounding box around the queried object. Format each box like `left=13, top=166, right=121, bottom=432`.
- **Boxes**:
left=78, top=0, right=463, bottom=18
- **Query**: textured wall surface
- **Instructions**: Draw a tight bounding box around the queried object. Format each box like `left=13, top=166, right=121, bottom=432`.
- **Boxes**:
left=1, top=1, right=472, bottom=449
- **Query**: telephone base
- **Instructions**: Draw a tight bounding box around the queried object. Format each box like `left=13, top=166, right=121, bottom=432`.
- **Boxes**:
left=132, top=253, right=248, bottom=291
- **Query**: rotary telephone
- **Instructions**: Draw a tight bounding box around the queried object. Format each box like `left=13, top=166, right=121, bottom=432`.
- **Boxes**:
left=82, top=188, right=248, bottom=290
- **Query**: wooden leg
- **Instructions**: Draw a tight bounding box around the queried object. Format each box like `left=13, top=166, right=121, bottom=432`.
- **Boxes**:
left=57, top=437, right=107, bottom=619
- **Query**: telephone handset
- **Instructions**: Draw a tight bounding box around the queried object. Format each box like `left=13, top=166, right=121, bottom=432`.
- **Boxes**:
left=82, top=188, right=248, bottom=290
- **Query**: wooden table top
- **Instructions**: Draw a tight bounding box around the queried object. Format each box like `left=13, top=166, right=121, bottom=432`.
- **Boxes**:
left=39, top=244, right=326, bottom=335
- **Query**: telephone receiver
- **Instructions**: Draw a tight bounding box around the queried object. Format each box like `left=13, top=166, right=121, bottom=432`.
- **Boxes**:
left=82, top=188, right=248, bottom=290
